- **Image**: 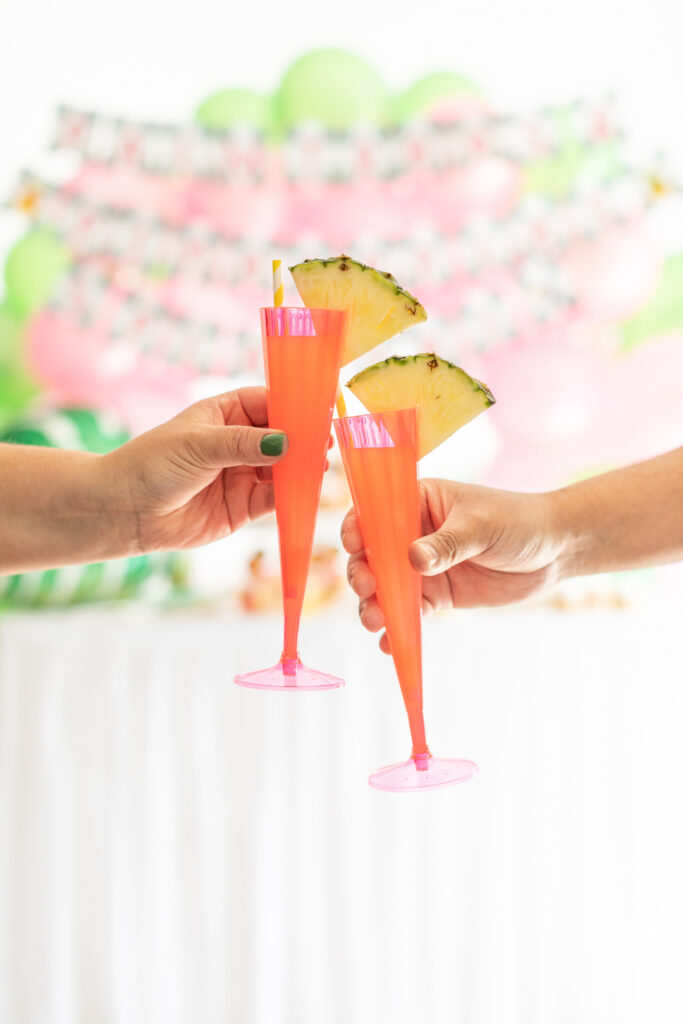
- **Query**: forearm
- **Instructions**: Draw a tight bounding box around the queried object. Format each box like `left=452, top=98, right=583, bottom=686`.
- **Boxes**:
left=0, top=445, right=138, bottom=573
left=553, top=447, right=683, bottom=578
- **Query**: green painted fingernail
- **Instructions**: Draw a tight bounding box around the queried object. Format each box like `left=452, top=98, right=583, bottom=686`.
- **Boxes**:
left=260, top=432, right=286, bottom=456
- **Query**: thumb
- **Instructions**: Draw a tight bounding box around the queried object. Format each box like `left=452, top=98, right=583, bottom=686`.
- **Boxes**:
left=190, top=425, right=288, bottom=469
left=409, top=521, right=484, bottom=576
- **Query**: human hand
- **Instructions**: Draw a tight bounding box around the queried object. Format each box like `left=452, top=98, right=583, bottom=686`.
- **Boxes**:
left=104, top=387, right=289, bottom=553
left=342, top=478, right=566, bottom=652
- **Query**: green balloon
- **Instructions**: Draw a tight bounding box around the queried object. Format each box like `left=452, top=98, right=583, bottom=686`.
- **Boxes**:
left=274, top=48, right=389, bottom=134
left=0, top=302, right=24, bottom=359
left=621, top=254, right=683, bottom=349
left=4, top=228, right=71, bottom=319
left=0, top=371, right=37, bottom=432
left=0, top=303, right=38, bottom=429
left=395, top=71, right=485, bottom=121
left=195, top=88, right=274, bottom=135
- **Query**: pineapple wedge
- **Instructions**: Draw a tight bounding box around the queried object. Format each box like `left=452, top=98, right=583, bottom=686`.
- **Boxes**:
left=290, top=255, right=427, bottom=366
left=347, top=353, right=495, bottom=459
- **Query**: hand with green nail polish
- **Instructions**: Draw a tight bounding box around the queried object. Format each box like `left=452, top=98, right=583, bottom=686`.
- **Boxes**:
left=0, top=388, right=291, bottom=573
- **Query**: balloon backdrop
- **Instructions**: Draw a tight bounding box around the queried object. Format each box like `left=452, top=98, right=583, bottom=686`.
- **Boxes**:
left=599, top=332, right=683, bottom=463
left=481, top=327, right=683, bottom=492
left=1, top=46, right=680, bottom=610
left=4, top=229, right=70, bottom=319
left=395, top=71, right=488, bottom=123
left=562, top=218, right=661, bottom=325
left=195, top=88, right=274, bottom=136
left=273, top=49, right=390, bottom=134
left=621, top=254, right=683, bottom=350
left=0, top=303, right=39, bottom=429
left=521, top=101, right=624, bottom=198
left=26, top=311, right=195, bottom=434
left=67, top=165, right=191, bottom=223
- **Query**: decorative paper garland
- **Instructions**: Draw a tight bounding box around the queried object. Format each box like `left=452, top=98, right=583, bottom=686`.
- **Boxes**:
left=44, top=266, right=259, bottom=374
left=8, top=171, right=649, bottom=288
left=40, top=259, right=580, bottom=378
left=52, top=97, right=622, bottom=183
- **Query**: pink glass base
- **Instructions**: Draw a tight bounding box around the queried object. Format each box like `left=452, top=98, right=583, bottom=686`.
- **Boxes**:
left=234, top=657, right=345, bottom=692
left=368, top=754, right=479, bottom=793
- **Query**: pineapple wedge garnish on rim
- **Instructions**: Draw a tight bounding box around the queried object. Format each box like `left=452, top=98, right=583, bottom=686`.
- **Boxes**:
left=289, top=255, right=427, bottom=367
left=346, top=352, right=495, bottom=460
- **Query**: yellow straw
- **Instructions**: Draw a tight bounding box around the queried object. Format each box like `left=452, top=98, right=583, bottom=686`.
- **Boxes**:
left=272, top=256, right=344, bottom=414
left=272, top=259, right=284, bottom=307
left=335, top=385, right=347, bottom=419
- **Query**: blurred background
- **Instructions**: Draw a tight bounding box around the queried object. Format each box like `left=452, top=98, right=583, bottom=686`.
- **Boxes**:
left=1, top=2, right=682, bottom=1022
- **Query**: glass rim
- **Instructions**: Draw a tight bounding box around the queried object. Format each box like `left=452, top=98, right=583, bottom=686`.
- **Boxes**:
left=332, top=407, right=417, bottom=425
left=333, top=407, right=418, bottom=451
left=260, top=305, right=346, bottom=315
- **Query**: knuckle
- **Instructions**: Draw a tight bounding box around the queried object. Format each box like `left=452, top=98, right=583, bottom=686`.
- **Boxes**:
left=230, top=426, right=253, bottom=461
left=431, top=531, right=460, bottom=565
left=346, top=552, right=363, bottom=587
left=180, top=428, right=208, bottom=465
left=340, top=525, right=359, bottom=555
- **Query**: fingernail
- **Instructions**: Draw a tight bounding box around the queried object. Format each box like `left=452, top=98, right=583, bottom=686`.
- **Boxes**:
left=260, top=432, right=286, bottom=456
left=420, top=543, right=438, bottom=568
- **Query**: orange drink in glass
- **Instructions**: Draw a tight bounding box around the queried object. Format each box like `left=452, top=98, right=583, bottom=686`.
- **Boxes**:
left=334, top=408, right=478, bottom=790
left=235, top=307, right=346, bottom=690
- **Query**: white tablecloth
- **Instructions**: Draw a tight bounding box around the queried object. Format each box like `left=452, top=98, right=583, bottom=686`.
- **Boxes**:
left=1, top=602, right=683, bottom=1024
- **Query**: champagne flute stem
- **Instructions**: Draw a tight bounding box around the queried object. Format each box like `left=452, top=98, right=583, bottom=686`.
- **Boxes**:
left=282, top=604, right=302, bottom=669
left=408, top=708, right=430, bottom=765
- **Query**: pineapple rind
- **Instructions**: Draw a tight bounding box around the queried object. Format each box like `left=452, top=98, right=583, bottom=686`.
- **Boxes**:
left=346, top=352, right=495, bottom=459
left=289, top=255, right=427, bottom=366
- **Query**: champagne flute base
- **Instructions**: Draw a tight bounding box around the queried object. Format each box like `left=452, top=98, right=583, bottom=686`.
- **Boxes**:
left=369, top=755, right=478, bottom=793
left=234, top=659, right=345, bottom=692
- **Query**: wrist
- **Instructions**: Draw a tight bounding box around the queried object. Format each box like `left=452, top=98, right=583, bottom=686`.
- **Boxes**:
left=93, top=451, right=144, bottom=559
left=546, top=483, right=594, bottom=581
left=41, top=451, right=141, bottom=565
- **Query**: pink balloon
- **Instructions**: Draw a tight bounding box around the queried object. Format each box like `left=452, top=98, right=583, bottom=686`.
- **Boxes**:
left=482, top=334, right=612, bottom=443
left=562, top=219, right=661, bottom=325
left=27, top=311, right=107, bottom=402
left=26, top=310, right=194, bottom=434
left=105, top=371, right=194, bottom=434
left=482, top=446, right=567, bottom=491
left=598, top=333, right=683, bottom=463
left=480, top=329, right=683, bottom=491
left=479, top=333, right=614, bottom=489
